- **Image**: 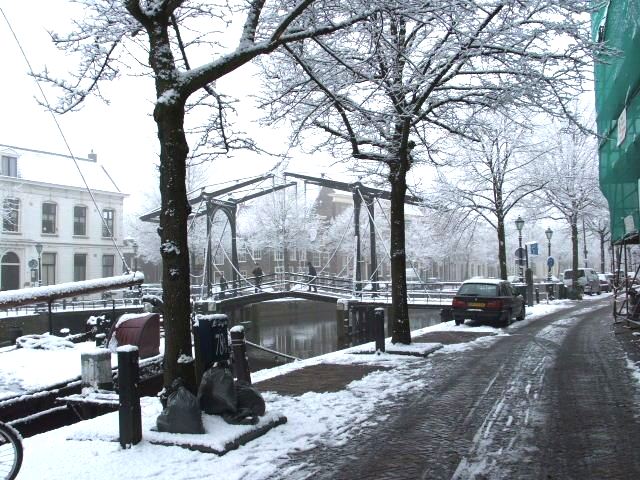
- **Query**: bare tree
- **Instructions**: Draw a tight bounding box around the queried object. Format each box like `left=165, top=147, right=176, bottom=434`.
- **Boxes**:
left=584, top=200, right=611, bottom=274
left=533, top=122, right=600, bottom=296
left=429, top=114, right=546, bottom=280
left=40, top=0, right=376, bottom=389
left=260, top=1, right=599, bottom=343
left=239, top=182, right=321, bottom=275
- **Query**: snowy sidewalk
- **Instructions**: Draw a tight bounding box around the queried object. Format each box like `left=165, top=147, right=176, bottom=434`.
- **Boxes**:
left=18, top=299, right=595, bottom=480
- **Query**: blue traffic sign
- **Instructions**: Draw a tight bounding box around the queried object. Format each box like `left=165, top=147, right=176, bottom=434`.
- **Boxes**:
left=547, top=256, right=555, bottom=268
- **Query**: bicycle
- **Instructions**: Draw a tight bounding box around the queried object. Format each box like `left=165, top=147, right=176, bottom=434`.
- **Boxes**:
left=0, top=422, right=22, bottom=480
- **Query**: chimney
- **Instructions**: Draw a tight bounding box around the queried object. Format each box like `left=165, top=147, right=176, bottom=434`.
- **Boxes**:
left=88, top=150, right=97, bottom=162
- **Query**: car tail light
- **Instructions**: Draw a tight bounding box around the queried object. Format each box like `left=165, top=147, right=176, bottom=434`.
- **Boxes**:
left=485, top=299, right=503, bottom=309
left=452, top=298, right=466, bottom=308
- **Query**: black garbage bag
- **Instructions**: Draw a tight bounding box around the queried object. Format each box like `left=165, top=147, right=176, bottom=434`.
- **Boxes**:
left=198, top=366, right=237, bottom=415
left=222, top=381, right=266, bottom=425
left=157, top=379, right=204, bottom=434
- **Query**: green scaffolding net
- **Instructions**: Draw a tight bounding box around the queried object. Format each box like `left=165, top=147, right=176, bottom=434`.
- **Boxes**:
left=593, top=0, right=640, bottom=242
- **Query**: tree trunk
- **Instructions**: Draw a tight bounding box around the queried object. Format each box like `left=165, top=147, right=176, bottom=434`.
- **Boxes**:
left=571, top=218, right=579, bottom=291
left=389, top=159, right=410, bottom=344
left=155, top=102, right=195, bottom=390
left=497, top=216, right=507, bottom=280
left=600, top=231, right=606, bottom=273
left=146, top=18, right=195, bottom=391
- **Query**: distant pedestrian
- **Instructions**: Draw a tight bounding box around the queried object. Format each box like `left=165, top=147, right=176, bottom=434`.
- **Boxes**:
left=252, top=264, right=264, bottom=293
left=307, top=262, right=318, bottom=292
left=219, top=273, right=227, bottom=299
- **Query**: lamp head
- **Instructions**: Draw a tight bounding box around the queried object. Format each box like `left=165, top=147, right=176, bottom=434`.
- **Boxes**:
left=545, top=227, right=553, bottom=241
left=35, top=243, right=43, bottom=255
left=515, top=216, right=525, bottom=232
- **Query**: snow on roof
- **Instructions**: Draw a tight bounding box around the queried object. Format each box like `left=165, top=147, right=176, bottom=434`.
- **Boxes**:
left=0, top=272, right=144, bottom=308
left=461, top=278, right=505, bottom=285
left=0, top=144, right=124, bottom=195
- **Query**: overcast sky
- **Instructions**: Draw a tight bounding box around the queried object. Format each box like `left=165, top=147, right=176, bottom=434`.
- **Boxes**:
left=0, top=1, right=351, bottom=214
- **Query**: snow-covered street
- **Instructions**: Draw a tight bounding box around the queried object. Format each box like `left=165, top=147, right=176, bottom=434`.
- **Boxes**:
left=12, top=295, right=640, bottom=479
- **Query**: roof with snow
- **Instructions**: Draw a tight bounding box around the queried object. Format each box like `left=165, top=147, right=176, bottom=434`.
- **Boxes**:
left=0, top=144, right=124, bottom=195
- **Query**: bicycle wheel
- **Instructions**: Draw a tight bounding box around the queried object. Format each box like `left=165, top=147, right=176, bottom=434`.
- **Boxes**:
left=0, top=423, right=23, bottom=480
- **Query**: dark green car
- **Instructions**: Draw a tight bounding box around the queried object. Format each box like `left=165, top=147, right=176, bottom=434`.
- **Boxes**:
left=452, top=279, right=525, bottom=328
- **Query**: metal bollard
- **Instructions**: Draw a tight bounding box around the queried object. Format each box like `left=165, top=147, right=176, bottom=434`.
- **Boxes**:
left=374, top=308, right=385, bottom=354
left=194, top=313, right=230, bottom=384
left=535, top=287, right=540, bottom=304
left=118, top=346, right=142, bottom=449
left=230, top=326, right=252, bottom=384
left=95, top=333, right=106, bottom=347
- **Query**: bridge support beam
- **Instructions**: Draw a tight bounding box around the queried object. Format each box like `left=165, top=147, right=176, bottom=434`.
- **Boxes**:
left=352, top=188, right=363, bottom=292
left=364, top=194, right=378, bottom=295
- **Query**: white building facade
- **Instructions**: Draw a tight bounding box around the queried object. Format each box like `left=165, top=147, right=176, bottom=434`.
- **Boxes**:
left=0, top=145, right=133, bottom=291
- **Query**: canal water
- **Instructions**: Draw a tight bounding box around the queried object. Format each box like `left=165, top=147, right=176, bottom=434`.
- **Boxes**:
left=238, top=299, right=444, bottom=360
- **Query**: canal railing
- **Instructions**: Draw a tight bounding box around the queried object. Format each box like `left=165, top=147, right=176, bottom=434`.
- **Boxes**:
left=194, top=272, right=460, bottom=306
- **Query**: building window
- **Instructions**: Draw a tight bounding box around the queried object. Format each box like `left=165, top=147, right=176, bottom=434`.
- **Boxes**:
left=102, top=209, right=114, bottom=237
left=274, top=265, right=284, bottom=274
left=74, top=254, right=87, bottom=282
left=275, top=249, right=284, bottom=261
left=214, top=249, right=224, bottom=265
left=238, top=246, right=247, bottom=263
left=41, top=202, right=57, bottom=234
left=1, top=252, right=20, bottom=290
left=289, top=248, right=297, bottom=261
left=42, top=253, right=56, bottom=286
left=74, top=206, right=87, bottom=236
left=298, top=249, right=307, bottom=262
left=253, top=248, right=262, bottom=260
left=1, top=156, right=17, bottom=177
left=102, top=254, right=114, bottom=277
left=312, top=251, right=321, bottom=267
left=2, top=198, right=19, bottom=232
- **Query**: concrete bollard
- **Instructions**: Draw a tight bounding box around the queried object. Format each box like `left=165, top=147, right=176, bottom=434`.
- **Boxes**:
left=117, top=346, right=142, bottom=449
left=81, top=348, right=113, bottom=391
left=374, top=308, right=385, bottom=354
left=230, top=326, right=252, bottom=384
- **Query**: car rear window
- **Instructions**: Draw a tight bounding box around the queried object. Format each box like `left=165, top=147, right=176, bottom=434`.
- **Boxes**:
left=563, top=270, right=585, bottom=280
left=457, top=283, right=499, bottom=296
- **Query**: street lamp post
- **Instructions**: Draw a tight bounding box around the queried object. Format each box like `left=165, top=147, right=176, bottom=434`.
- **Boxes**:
left=35, top=243, right=43, bottom=286
left=545, top=227, right=553, bottom=281
left=515, top=216, right=525, bottom=282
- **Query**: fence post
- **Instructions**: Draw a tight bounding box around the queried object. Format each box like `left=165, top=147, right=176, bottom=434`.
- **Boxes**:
left=118, top=346, right=142, bottom=449
left=230, top=326, right=251, bottom=384
left=374, top=308, right=385, bottom=353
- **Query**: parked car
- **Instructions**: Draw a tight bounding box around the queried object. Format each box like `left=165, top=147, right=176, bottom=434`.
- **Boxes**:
left=598, top=273, right=612, bottom=293
left=451, top=279, right=525, bottom=328
left=562, top=268, right=601, bottom=295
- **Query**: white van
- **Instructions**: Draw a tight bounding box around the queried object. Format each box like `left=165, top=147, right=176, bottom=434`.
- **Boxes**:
left=563, top=268, right=601, bottom=295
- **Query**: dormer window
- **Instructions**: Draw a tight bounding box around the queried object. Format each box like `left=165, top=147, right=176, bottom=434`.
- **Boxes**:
left=1, top=155, right=17, bottom=177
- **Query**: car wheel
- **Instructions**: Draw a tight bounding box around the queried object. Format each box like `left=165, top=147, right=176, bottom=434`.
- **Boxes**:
left=454, top=317, right=462, bottom=326
left=500, top=311, right=511, bottom=328
left=516, top=305, right=525, bottom=321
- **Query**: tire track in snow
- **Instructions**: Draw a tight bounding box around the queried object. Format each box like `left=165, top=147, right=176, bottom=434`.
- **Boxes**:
left=451, top=317, right=579, bottom=479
